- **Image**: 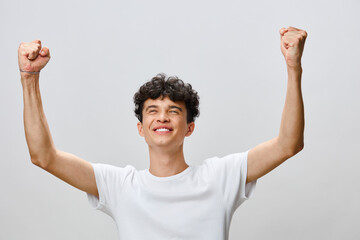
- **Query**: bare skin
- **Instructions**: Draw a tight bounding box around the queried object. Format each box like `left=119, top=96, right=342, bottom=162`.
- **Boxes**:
left=137, top=97, right=195, bottom=177
left=19, top=40, right=98, bottom=197
left=247, top=26, right=307, bottom=183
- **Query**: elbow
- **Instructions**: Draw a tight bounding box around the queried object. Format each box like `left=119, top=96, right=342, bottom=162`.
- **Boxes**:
left=30, top=148, right=57, bottom=169
left=297, top=139, right=305, bottom=152
left=277, top=136, right=304, bottom=157
left=30, top=152, right=42, bottom=166
left=31, top=157, right=50, bottom=169
left=288, top=142, right=304, bottom=157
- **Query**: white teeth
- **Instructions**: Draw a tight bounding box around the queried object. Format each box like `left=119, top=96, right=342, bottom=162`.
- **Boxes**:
left=156, top=128, right=170, bottom=132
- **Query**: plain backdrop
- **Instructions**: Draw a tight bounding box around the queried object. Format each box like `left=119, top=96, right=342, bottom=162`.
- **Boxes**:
left=1, top=0, right=359, bottom=239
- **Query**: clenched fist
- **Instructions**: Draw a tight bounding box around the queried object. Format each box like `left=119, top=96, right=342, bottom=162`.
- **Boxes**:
left=280, top=27, right=307, bottom=68
left=18, top=40, right=50, bottom=73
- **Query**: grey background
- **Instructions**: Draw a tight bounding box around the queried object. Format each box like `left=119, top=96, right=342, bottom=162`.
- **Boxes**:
left=1, top=0, right=359, bottom=239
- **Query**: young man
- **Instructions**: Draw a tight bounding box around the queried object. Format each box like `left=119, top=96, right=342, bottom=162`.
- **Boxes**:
left=19, top=26, right=306, bottom=239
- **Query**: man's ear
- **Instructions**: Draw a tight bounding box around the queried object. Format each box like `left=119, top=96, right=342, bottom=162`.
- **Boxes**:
left=137, top=122, right=144, bottom=137
left=185, top=122, right=195, bottom=137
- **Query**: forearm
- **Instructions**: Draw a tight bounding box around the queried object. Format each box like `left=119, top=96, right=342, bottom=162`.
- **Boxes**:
left=277, top=66, right=305, bottom=155
left=21, top=73, right=56, bottom=166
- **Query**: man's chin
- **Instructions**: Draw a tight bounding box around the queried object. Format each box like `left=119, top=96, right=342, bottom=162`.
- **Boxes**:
left=148, top=141, right=175, bottom=149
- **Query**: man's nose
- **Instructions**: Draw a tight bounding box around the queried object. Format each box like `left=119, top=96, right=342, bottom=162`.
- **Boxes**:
left=157, top=111, right=170, bottom=122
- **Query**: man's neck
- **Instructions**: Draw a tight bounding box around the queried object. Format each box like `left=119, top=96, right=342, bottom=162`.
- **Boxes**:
left=148, top=145, right=189, bottom=177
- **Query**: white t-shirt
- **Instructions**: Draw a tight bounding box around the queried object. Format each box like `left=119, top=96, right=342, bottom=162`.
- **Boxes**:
left=87, top=150, right=257, bottom=240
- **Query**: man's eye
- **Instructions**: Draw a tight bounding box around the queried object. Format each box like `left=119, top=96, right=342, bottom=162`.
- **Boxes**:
left=149, top=110, right=156, bottom=113
left=170, top=111, right=178, bottom=114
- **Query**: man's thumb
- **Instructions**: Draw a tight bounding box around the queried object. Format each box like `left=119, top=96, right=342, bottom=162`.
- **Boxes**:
left=39, top=47, right=50, bottom=58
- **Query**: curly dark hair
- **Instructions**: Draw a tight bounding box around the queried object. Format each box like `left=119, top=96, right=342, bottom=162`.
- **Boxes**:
left=133, top=73, right=200, bottom=123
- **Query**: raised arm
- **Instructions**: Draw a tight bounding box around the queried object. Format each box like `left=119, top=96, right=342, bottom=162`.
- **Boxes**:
left=19, top=40, right=98, bottom=197
left=246, top=27, right=307, bottom=183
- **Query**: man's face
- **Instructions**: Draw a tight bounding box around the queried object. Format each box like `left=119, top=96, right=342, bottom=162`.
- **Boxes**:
left=137, top=96, right=195, bottom=150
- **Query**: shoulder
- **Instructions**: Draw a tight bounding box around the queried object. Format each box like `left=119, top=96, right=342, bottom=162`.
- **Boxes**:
left=200, top=151, right=249, bottom=177
left=203, top=151, right=248, bottom=167
left=91, top=163, right=137, bottom=179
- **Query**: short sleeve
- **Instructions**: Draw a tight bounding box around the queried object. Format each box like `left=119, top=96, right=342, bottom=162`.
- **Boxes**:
left=205, top=150, right=257, bottom=212
left=86, top=163, right=134, bottom=217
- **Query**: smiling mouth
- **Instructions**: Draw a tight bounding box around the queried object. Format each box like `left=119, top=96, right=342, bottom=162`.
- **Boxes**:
left=154, top=128, right=172, bottom=132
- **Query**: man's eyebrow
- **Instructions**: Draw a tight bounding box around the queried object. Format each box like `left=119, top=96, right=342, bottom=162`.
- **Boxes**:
left=169, top=105, right=183, bottom=112
left=145, top=105, right=158, bottom=111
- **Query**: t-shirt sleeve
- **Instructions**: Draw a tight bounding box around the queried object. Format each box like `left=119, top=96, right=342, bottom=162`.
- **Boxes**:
left=206, top=149, right=257, bottom=212
left=86, top=163, right=133, bottom=217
